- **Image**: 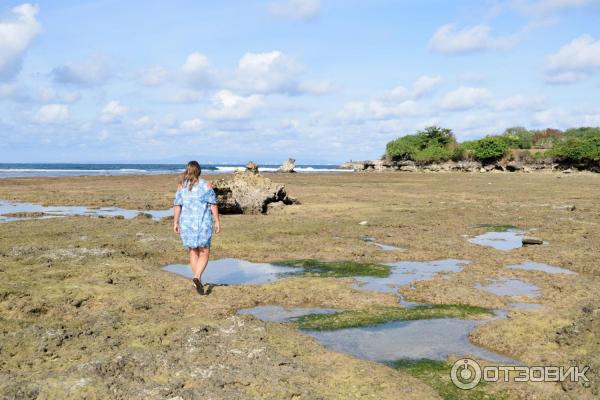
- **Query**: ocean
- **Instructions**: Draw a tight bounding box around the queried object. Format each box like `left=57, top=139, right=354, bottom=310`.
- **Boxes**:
left=0, top=163, right=350, bottom=179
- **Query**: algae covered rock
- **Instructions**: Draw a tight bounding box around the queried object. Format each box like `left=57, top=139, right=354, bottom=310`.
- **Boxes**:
left=213, top=172, right=297, bottom=214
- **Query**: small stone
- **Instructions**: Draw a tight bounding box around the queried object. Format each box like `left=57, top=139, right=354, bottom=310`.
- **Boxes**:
left=358, top=220, right=368, bottom=226
left=522, top=236, right=544, bottom=245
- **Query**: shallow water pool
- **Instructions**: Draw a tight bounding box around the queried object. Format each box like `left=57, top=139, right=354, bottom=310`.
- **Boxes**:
left=238, top=305, right=339, bottom=322
left=468, top=230, right=524, bottom=251
left=162, top=258, right=301, bottom=285
left=0, top=199, right=171, bottom=222
left=507, top=262, right=575, bottom=275
left=509, top=302, right=543, bottom=311
left=305, top=318, right=516, bottom=364
left=354, top=259, right=469, bottom=294
left=476, top=278, right=540, bottom=298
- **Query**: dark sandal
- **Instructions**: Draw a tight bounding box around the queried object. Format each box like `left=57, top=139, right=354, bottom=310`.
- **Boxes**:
left=192, top=278, right=204, bottom=295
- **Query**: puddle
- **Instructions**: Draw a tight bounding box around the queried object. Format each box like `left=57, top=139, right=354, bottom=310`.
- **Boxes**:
left=507, top=262, right=575, bottom=275
left=509, top=302, right=543, bottom=311
left=360, top=236, right=403, bottom=251
left=468, top=230, right=524, bottom=250
left=237, top=305, right=338, bottom=322
left=372, top=242, right=403, bottom=251
left=162, top=258, right=301, bottom=285
left=304, top=318, right=516, bottom=364
left=476, top=278, right=540, bottom=298
left=354, top=259, right=469, bottom=294
left=165, top=256, right=516, bottom=366
left=0, top=200, right=170, bottom=223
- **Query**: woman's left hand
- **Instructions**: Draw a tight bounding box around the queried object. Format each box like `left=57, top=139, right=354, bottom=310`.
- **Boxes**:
left=214, top=221, right=221, bottom=234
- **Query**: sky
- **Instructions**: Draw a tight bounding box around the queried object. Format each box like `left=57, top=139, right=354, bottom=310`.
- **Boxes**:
left=1, top=0, right=600, bottom=164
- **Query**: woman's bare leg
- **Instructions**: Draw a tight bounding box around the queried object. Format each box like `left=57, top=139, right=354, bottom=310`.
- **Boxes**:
left=189, top=248, right=200, bottom=279
left=195, top=247, right=210, bottom=281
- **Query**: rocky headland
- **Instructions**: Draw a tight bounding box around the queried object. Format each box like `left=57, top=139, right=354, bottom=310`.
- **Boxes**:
left=340, top=158, right=598, bottom=174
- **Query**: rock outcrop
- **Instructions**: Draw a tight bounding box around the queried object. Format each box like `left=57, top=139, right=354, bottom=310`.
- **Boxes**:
left=278, top=158, right=296, bottom=173
left=213, top=172, right=297, bottom=214
left=339, top=158, right=594, bottom=174
left=245, top=161, right=259, bottom=174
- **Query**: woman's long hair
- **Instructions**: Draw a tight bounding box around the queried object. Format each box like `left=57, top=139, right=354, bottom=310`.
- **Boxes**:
left=179, top=161, right=201, bottom=190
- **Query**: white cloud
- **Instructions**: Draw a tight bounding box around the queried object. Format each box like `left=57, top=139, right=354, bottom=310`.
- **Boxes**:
left=0, top=3, right=41, bottom=81
left=440, top=86, right=492, bottom=110
left=533, top=108, right=567, bottom=126
left=52, top=54, right=110, bottom=86
left=383, top=75, right=443, bottom=101
left=296, top=80, right=335, bottom=95
left=164, top=89, right=203, bottom=104
left=231, top=51, right=303, bottom=94
left=0, top=82, right=81, bottom=104
left=544, top=34, right=600, bottom=83
left=182, top=52, right=209, bottom=74
left=139, top=66, right=169, bottom=86
left=34, top=104, right=69, bottom=124
left=100, top=100, right=128, bottom=123
left=337, top=99, right=421, bottom=122
left=268, top=0, right=320, bottom=20
left=180, top=52, right=215, bottom=87
left=509, top=0, right=592, bottom=17
left=495, top=94, right=546, bottom=110
left=132, top=115, right=153, bottom=129
left=179, top=118, right=204, bottom=132
left=205, top=90, right=264, bottom=120
left=429, top=24, right=518, bottom=54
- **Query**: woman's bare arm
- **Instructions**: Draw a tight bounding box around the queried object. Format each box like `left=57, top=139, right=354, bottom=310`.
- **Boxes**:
left=206, top=181, right=221, bottom=234
left=173, top=184, right=182, bottom=234
left=210, top=203, right=220, bottom=234
left=173, top=205, right=181, bottom=234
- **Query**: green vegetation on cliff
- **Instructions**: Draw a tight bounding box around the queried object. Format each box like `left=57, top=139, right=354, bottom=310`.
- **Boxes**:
left=384, top=126, right=600, bottom=166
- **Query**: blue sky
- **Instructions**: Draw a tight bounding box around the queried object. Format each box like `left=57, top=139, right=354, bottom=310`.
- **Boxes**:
left=1, top=0, right=599, bottom=163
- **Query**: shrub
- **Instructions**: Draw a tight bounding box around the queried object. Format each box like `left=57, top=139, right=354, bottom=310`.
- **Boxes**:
left=472, top=136, right=508, bottom=163
left=500, top=127, right=534, bottom=149
left=385, top=126, right=456, bottom=162
left=385, top=134, right=424, bottom=160
left=549, top=134, right=600, bottom=163
left=531, top=128, right=563, bottom=149
left=413, top=145, right=453, bottom=164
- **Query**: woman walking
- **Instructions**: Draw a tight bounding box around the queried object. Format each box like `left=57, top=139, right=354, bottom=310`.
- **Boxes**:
left=173, top=161, right=221, bottom=294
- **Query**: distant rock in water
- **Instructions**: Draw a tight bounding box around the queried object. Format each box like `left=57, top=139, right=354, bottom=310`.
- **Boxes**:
left=213, top=171, right=297, bottom=214
left=278, top=158, right=296, bottom=173
left=245, top=161, right=259, bottom=174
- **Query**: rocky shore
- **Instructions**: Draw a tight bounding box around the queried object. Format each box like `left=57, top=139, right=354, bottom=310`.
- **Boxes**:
left=1, top=172, right=599, bottom=399
left=340, top=158, right=599, bottom=174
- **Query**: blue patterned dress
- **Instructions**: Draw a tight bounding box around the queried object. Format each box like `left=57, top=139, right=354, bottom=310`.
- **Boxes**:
left=174, top=179, right=217, bottom=248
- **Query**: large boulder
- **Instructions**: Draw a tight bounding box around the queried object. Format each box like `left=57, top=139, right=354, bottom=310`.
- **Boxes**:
left=212, top=172, right=297, bottom=214
left=505, top=161, right=524, bottom=172
left=278, top=158, right=296, bottom=173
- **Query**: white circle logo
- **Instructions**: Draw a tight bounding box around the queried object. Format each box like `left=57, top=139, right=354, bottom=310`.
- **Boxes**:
left=451, top=358, right=482, bottom=390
